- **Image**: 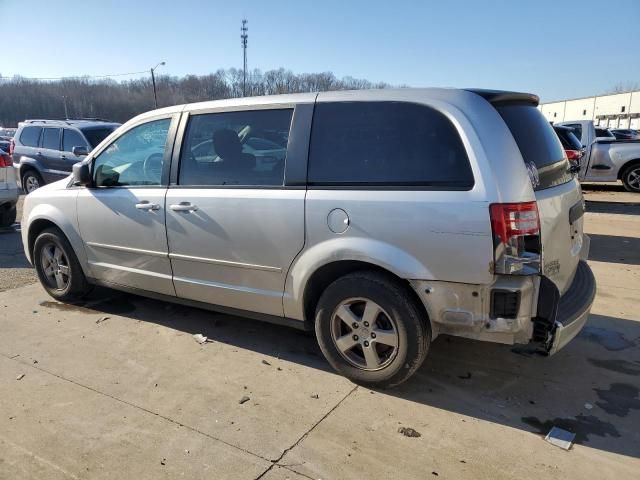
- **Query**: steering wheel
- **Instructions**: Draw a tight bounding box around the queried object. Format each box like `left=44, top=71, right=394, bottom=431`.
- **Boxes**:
left=143, top=153, right=164, bottom=183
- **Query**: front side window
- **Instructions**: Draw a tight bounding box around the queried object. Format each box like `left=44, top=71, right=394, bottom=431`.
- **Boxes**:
left=20, top=126, right=42, bottom=147
left=178, top=109, right=293, bottom=186
left=41, top=128, right=61, bottom=150
left=92, top=118, right=170, bottom=187
left=307, top=102, right=473, bottom=188
left=63, top=129, right=87, bottom=152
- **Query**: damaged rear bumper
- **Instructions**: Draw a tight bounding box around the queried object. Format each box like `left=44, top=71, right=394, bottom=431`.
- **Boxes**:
left=532, top=260, right=596, bottom=355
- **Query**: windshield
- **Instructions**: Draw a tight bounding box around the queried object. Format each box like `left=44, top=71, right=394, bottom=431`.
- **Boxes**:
left=81, top=127, right=117, bottom=148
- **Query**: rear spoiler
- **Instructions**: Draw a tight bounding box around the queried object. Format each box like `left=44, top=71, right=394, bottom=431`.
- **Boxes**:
left=465, top=89, right=539, bottom=107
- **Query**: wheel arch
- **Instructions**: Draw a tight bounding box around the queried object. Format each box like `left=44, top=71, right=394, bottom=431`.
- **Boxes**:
left=26, top=208, right=91, bottom=279
left=617, top=158, right=640, bottom=180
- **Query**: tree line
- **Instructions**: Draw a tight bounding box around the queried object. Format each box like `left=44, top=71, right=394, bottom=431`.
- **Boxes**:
left=0, top=68, right=391, bottom=127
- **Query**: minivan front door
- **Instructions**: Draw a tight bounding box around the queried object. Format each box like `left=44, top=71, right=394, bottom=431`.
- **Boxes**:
left=77, top=116, right=177, bottom=295
left=166, top=108, right=305, bottom=316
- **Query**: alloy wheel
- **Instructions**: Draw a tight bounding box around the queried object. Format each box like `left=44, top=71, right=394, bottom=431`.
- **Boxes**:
left=40, top=242, right=71, bottom=290
left=626, top=167, right=640, bottom=191
left=330, top=297, right=399, bottom=371
left=25, top=175, right=40, bottom=193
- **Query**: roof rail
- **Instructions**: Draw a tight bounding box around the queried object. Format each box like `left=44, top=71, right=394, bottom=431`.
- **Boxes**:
left=65, top=117, right=113, bottom=123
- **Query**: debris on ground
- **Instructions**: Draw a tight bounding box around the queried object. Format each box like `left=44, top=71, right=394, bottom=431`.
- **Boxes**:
left=160, top=458, right=166, bottom=465
left=192, top=333, right=212, bottom=344
left=458, top=372, right=472, bottom=380
left=239, top=395, right=250, bottom=404
left=16, top=374, right=25, bottom=380
left=261, top=359, right=271, bottom=366
left=544, top=426, right=575, bottom=450
left=277, top=367, right=282, bottom=371
left=96, top=316, right=110, bottom=324
left=584, top=403, right=593, bottom=410
left=310, top=393, right=319, bottom=399
left=32, top=360, right=38, bottom=364
left=398, top=427, right=421, bottom=438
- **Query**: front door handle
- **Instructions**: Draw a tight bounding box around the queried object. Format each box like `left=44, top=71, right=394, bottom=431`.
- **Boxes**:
left=135, top=201, right=160, bottom=211
left=170, top=202, right=198, bottom=212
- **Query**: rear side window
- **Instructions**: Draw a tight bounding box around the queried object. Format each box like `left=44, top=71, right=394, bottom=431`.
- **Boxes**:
left=63, top=129, right=87, bottom=152
left=564, top=123, right=582, bottom=141
left=41, top=128, right=61, bottom=150
left=19, top=126, right=42, bottom=147
left=178, top=109, right=293, bottom=186
left=496, top=105, right=571, bottom=190
left=308, top=102, right=473, bottom=188
left=82, top=127, right=116, bottom=148
left=555, top=128, right=582, bottom=150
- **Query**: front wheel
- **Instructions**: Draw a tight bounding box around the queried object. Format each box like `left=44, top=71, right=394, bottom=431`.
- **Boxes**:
left=622, top=163, right=640, bottom=193
left=315, top=271, right=430, bottom=388
left=33, top=228, right=91, bottom=301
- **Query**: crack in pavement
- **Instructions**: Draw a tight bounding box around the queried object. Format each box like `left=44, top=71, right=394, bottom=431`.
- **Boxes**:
left=2, top=352, right=272, bottom=465
left=254, top=385, right=359, bottom=480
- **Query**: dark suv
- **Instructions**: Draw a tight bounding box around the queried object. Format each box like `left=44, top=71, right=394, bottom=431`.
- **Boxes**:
left=12, top=119, right=120, bottom=192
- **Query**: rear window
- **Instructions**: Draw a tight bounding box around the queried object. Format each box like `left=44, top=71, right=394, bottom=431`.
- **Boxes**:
left=19, top=126, right=42, bottom=147
left=308, top=101, right=474, bottom=188
left=496, top=105, right=571, bottom=190
left=595, top=128, right=615, bottom=139
left=81, top=127, right=116, bottom=148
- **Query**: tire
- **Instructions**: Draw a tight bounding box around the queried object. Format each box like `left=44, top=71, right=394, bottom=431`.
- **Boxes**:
left=315, top=271, right=430, bottom=388
left=621, top=163, right=640, bottom=193
left=0, top=205, right=16, bottom=227
left=22, top=170, right=44, bottom=193
left=33, top=228, right=91, bottom=301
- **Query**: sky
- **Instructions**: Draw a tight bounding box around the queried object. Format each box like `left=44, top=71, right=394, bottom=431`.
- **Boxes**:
left=1, top=0, right=639, bottom=102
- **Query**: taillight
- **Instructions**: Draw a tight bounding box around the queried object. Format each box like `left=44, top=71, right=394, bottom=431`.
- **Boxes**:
left=565, top=149, right=582, bottom=160
left=490, top=202, right=541, bottom=275
left=0, top=152, right=11, bottom=168
left=9, top=139, right=15, bottom=155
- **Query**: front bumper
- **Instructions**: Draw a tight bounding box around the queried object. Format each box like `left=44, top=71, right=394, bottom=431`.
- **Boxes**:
left=534, top=260, right=596, bottom=355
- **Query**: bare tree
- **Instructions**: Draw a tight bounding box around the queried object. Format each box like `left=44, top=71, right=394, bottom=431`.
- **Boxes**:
left=0, top=69, right=392, bottom=127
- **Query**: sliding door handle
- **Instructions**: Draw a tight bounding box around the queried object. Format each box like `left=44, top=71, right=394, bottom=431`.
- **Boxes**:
left=170, top=202, right=198, bottom=212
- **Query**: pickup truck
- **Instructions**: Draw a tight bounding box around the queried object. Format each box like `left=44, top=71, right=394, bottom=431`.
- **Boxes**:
left=558, top=120, right=640, bottom=192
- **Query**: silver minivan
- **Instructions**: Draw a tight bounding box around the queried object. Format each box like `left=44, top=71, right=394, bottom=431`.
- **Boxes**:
left=21, top=88, right=596, bottom=387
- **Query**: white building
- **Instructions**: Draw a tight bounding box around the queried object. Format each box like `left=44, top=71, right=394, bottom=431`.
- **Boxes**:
left=539, top=90, right=640, bottom=129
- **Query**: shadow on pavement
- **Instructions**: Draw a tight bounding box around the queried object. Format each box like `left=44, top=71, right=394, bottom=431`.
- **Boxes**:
left=586, top=200, right=640, bottom=216
left=588, top=234, right=640, bottom=265
left=0, top=225, right=31, bottom=269
left=58, top=288, right=640, bottom=459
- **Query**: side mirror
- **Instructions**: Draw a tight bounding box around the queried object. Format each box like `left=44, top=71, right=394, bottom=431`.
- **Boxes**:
left=72, top=146, right=89, bottom=157
left=72, top=162, right=91, bottom=186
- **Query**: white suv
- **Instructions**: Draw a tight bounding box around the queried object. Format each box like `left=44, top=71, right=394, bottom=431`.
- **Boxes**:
left=21, top=88, right=595, bottom=387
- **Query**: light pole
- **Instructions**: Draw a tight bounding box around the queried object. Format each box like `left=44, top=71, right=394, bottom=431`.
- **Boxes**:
left=150, top=61, right=165, bottom=108
left=62, top=95, right=69, bottom=118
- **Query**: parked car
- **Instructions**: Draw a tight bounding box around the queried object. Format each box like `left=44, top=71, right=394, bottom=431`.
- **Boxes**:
left=0, top=127, right=17, bottom=138
left=558, top=120, right=640, bottom=192
left=11, top=119, right=121, bottom=193
left=0, top=148, right=18, bottom=227
left=0, top=139, right=10, bottom=153
left=553, top=125, right=584, bottom=166
left=610, top=129, right=640, bottom=140
left=21, top=89, right=595, bottom=387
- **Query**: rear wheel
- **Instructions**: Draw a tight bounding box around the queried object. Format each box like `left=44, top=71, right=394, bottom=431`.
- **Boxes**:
left=0, top=205, right=16, bottom=227
left=315, top=271, right=430, bottom=388
left=22, top=170, right=44, bottom=193
left=622, top=163, right=640, bottom=193
left=33, top=228, right=91, bottom=301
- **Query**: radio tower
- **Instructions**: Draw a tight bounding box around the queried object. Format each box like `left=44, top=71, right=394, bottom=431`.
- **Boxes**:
left=241, top=19, right=248, bottom=97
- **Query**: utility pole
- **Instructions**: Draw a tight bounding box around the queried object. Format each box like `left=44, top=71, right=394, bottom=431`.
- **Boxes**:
left=241, top=19, right=248, bottom=96
left=150, top=61, right=165, bottom=108
left=62, top=95, right=69, bottom=118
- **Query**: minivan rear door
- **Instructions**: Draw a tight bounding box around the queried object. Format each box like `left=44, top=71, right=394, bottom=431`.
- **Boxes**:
left=496, top=104, right=584, bottom=295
